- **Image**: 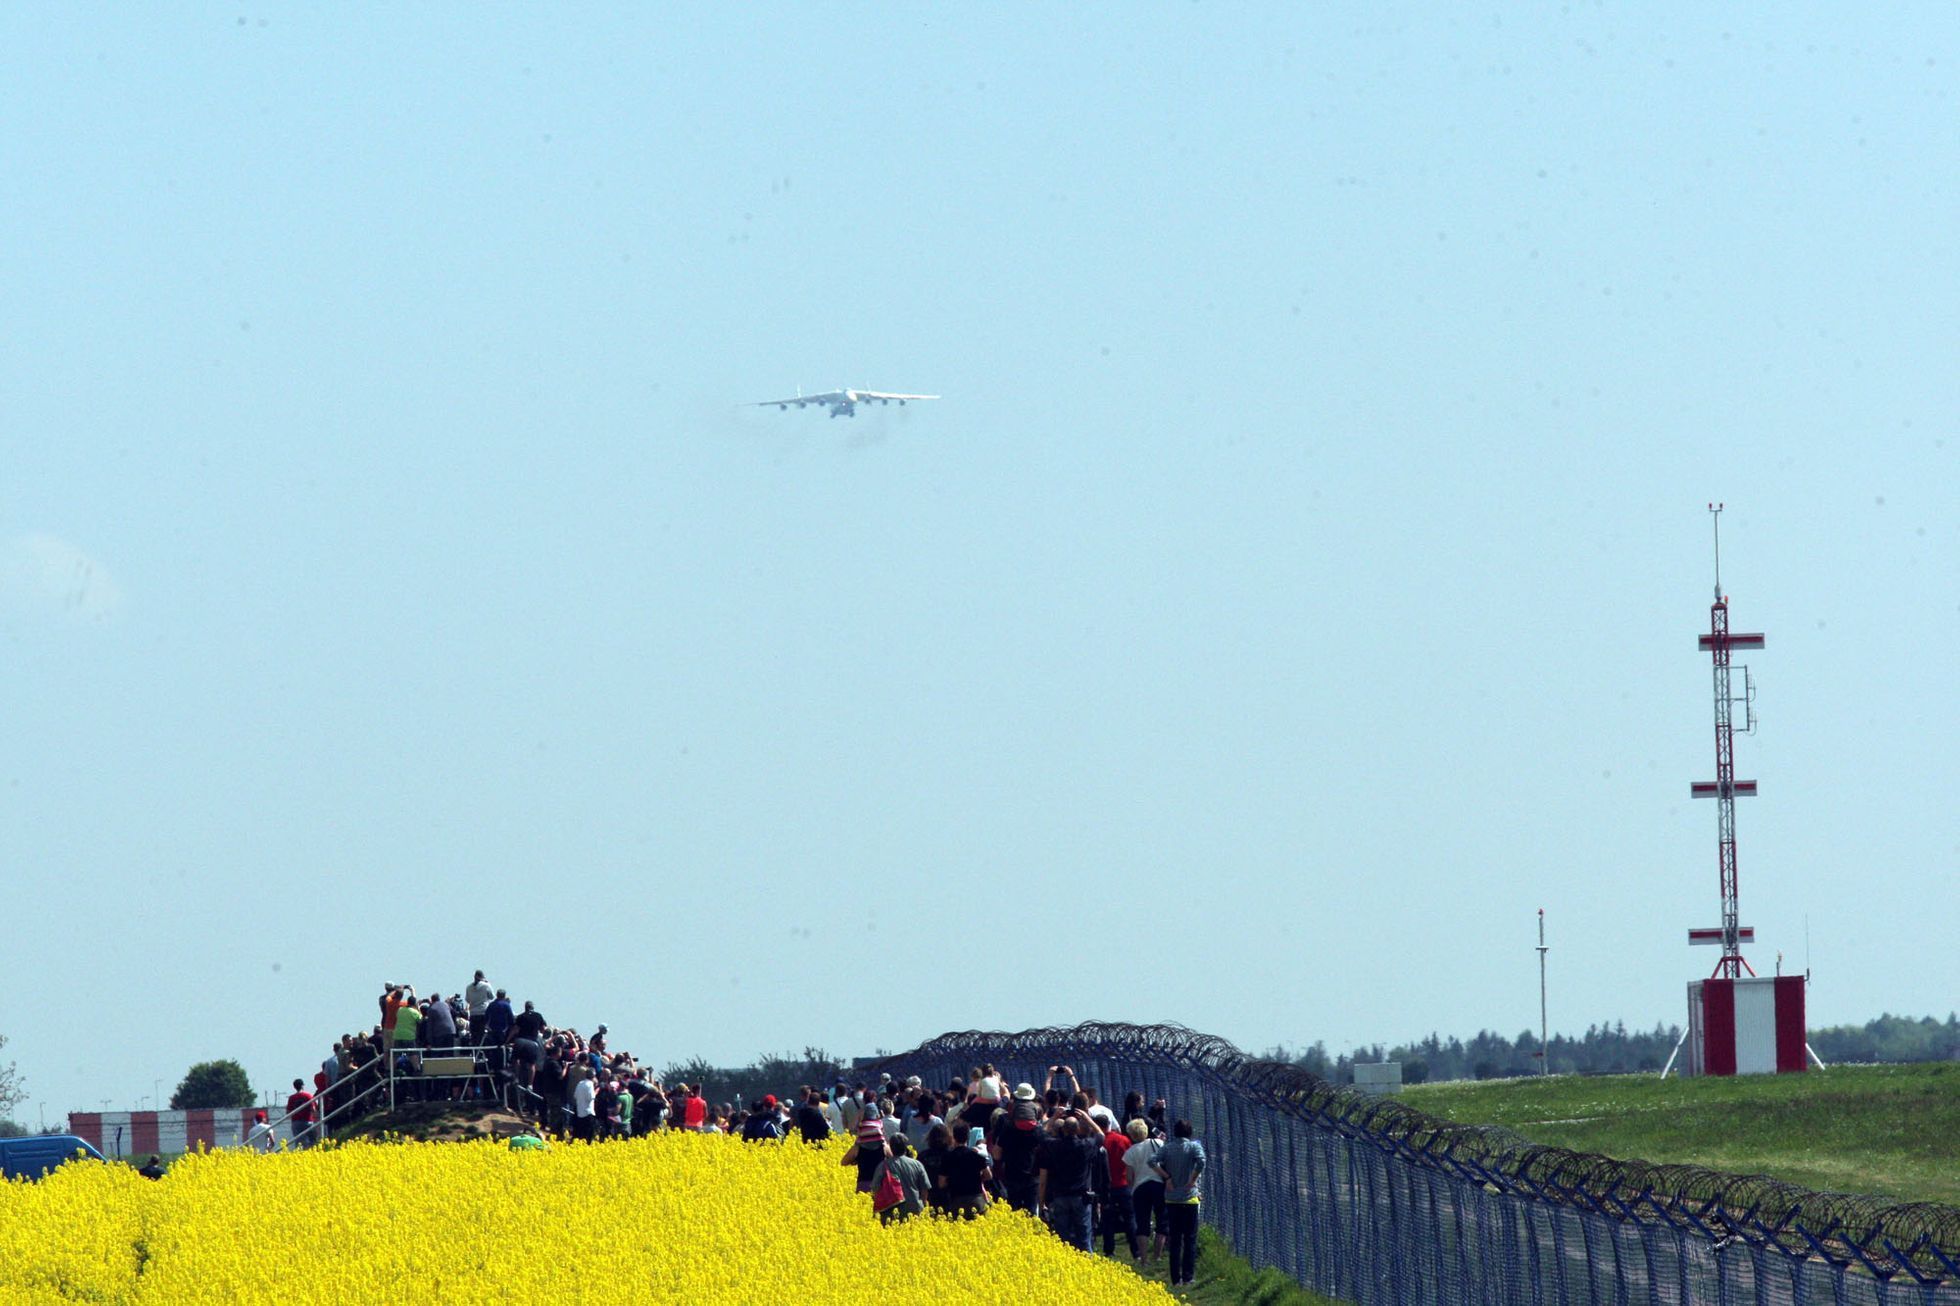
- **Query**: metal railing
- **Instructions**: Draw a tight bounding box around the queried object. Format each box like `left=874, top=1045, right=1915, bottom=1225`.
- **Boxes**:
left=383, top=1043, right=500, bottom=1112
left=248, top=1073, right=387, bottom=1150
left=863, top=1021, right=1960, bottom=1305
left=247, top=1042, right=499, bottom=1148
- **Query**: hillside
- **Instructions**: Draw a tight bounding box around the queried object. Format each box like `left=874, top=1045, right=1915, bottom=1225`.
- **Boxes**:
left=1401, top=1061, right=1960, bottom=1206
left=329, top=1100, right=533, bottom=1147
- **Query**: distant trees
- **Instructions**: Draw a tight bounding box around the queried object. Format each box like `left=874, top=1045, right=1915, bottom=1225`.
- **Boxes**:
left=0, top=1034, right=23, bottom=1125
left=1268, top=1022, right=1684, bottom=1083
left=660, top=1047, right=846, bottom=1108
left=170, top=1060, right=255, bottom=1110
left=1266, top=1011, right=1959, bottom=1085
left=1809, top=1013, right=1959, bottom=1064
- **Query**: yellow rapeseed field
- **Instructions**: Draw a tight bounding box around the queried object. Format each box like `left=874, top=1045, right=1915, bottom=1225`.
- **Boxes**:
left=0, top=1131, right=1171, bottom=1303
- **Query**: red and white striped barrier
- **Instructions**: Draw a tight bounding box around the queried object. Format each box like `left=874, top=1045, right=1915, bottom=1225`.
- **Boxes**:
left=68, top=1108, right=295, bottom=1157
left=1685, top=975, right=1807, bottom=1075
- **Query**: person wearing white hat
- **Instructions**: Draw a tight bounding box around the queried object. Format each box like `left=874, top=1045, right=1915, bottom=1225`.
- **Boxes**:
left=990, top=1081, right=1046, bottom=1211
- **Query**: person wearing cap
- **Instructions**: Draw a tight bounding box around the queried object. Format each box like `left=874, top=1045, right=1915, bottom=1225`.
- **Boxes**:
left=741, top=1097, right=784, bottom=1141
left=988, top=1082, right=1046, bottom=1213
left=245, top=1110, right=277, bottom=1154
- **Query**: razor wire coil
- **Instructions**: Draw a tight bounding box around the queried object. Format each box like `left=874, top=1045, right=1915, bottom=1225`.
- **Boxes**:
left=863, top=1021, right=1960, bottom=1304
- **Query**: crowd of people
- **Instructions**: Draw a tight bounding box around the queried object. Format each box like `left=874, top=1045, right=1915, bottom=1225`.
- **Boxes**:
left=820, top=1062, right=1211, bottom=1284
left=289, top=971, right=655, bottom=1145
left=280, top=976, right=1211, bottom=1285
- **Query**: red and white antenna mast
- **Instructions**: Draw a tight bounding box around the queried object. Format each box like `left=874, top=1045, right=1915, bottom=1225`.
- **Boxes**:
left=1689, top=504, right=1764, bottom=979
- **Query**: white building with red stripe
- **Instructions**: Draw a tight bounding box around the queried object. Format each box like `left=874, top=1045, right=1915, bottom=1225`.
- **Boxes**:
left=68, top=1107, right=295, bottom=1158
left=1684, top=976, right=1809, bottom=1076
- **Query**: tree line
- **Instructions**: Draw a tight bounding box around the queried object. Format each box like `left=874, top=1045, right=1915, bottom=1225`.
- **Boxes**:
left=3, top=1015, right=1954, bottom=1136
left=1267, top=1012, right=1960, bottom=1084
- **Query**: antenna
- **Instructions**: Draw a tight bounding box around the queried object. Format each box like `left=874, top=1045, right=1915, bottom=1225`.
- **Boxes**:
left=1536, top=909, right=1550, bottom=1076
left=1708, top=502, right=1724, bottom=601
left=1689, top=507, right=1764, bottom=979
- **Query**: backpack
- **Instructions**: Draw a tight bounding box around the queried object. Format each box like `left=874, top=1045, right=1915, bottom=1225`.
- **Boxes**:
left=873, top=1161, right=906, bottom=1213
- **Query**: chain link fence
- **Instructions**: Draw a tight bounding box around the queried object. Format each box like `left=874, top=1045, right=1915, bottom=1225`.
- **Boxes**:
left=863, top=1021, right=1960, bottom=1305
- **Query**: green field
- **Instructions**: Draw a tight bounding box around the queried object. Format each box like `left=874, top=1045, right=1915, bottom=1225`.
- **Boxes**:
left=1148, top=1062, right=1958, bottom=1303
left=1402, top=1061, right=1960, bottom=1206
left=1125, top=1228, right=1338, bottom=1305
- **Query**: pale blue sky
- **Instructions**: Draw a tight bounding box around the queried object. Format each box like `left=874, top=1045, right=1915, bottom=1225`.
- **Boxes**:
left=2, top=5, right=1953, bottom=1117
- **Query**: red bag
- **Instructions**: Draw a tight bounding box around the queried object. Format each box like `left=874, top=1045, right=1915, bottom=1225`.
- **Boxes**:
left=873, top=1163, right=905, bottom=1213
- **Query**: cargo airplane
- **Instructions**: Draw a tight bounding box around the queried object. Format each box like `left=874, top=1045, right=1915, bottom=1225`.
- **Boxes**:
left=748, top=388, right=939, bottom=418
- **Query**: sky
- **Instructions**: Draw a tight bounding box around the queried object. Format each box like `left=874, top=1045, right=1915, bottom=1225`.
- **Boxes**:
left=1, top=5, right=1953, bottom=1121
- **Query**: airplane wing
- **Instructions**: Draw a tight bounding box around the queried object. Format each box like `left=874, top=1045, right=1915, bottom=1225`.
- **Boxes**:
left=853, top=392, right=939, bottom=402
left=749, top=392, right=838, bottom=408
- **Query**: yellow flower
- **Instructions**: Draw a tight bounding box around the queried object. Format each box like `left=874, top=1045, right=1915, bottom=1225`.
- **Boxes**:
left=0, top=1133, right=1170, bottom=1304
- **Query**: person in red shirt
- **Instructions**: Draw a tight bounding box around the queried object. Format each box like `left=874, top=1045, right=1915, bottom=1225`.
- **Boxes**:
left=379, top=985, right=409, bottom=1060
left=1101, top=1121, right=1140, bottom=1259
left=681, top=1084, right=708, bottom=1131
left=286, top=1078, right=318, bottom=1149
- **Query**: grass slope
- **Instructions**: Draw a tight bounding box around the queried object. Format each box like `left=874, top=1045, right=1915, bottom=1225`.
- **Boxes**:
left=1125, top=1228, right=1339, bottom=1305
left=1402, top=1061, right=1960, bottom=1206
left=329, top=1099, right=531, bottom=1145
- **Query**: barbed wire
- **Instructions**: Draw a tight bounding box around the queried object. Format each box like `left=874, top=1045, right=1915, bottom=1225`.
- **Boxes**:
left=864, top=1021, right=1959, bottom=1288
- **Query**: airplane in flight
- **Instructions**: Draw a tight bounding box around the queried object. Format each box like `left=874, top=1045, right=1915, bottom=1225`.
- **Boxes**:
left=748, top=388, right=940, bottom=418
